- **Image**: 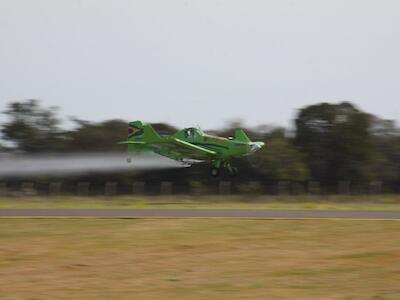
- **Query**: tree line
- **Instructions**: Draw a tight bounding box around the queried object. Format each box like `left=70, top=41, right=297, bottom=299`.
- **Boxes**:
left=1, top=99, right=400, bottom=187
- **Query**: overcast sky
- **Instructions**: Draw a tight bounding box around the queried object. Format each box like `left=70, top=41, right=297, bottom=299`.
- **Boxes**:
left=1, top=0, right=399, bottom=130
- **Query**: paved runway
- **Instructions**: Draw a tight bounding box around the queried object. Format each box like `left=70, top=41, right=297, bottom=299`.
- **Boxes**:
left=1, top=209, right=400, bottom=219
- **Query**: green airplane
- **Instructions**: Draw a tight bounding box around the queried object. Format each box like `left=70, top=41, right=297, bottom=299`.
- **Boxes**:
left=120, top=121, right=265, bottom=176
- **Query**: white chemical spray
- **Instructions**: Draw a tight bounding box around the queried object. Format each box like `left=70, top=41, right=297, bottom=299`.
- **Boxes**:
left=0, top=152, right=186, bottom=177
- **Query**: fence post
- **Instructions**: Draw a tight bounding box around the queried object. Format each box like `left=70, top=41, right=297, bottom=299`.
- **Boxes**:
left=77, top=182, right=90, bottom=196
left=160, top=181, right=173, bottom=195
left=338, top=181, right=351, bottom=194
left=277, top=181, right=290, bottom=195
left=21, top=182, right=36, bottom=196
left=132, top=181, right=145, bottom=194
left=0, top=183, right=7, bottom=196
left=369, top=181, right=382, bottom=194
left=291, top=182, right=305, bottom=195
left=49, top=182, right=62, bottom=196
left=189, top=181, right=208, bottom=195
left=105, top=182, right=117, bottom=196
left=238, top=181, right=262, bottom=194
left=250, top=181, right=262, bottom=194
left=219, top=181, right=231, bottom=195
left=307, top=181, right=321, bottom=195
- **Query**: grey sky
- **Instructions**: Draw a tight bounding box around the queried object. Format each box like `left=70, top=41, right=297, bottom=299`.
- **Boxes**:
left=1, top=0, right=399, bottom=130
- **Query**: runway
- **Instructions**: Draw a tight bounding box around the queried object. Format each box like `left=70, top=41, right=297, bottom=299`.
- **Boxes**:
left=1, top=209, right=400, bottom=220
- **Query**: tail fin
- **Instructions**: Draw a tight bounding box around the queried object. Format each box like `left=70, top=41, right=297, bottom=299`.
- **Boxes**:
left=128, top=121, right=162, bottom=143
left=235, top=129, right=251, bottom=143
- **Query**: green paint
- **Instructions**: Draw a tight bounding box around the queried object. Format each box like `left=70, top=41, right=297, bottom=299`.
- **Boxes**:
left=120, top=121, right=265, bottom=176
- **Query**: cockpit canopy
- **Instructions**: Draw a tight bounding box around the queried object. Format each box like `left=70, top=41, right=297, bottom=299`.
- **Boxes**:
left=185, top=127, right=203, bottom=138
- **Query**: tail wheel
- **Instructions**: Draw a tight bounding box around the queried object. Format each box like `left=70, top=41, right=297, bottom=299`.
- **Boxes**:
left=211, top=168, right=220, bottom=177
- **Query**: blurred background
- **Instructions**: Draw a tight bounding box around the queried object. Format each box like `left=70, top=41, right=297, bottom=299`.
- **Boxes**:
left=1, top=99, right=400, bottom=195
left=1, top=0, right=400, bottom=195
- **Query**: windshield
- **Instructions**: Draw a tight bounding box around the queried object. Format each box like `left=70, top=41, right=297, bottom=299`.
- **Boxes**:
left=186, top=127, right=202, bottom=138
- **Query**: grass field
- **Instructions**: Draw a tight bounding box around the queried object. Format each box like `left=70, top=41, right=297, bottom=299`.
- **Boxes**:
left=2, top=195, right=400, bottom=211
left=0, top=219, right=400, bottom=299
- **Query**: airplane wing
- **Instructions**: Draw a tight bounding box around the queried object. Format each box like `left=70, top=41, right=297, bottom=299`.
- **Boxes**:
left=172, top=138, right=217, bottom=156
left=119, top=139, right=216, bottom=156
left=118, top=141, right=146, bottom=145
left=120, top=138, right=217, bottom=161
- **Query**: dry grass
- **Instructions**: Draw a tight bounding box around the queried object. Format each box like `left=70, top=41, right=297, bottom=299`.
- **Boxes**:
left=2, top=195, right=400, bottom=210
left=0, top=219, right=400, bottom=299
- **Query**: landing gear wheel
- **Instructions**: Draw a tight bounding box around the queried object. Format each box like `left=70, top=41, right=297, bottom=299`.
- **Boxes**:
left=225, top=161, right=238, bottom=177
left=126, top=157, right=132, bottom=163
left=211, top=168, right=220, bottom=177
left=229, top=167, right=238, bottom=177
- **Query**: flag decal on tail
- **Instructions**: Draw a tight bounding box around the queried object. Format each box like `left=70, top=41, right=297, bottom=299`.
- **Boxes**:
left=128, top=126, right=144, bottom=138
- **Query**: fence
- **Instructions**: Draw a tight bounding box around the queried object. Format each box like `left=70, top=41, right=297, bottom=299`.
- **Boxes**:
left=0, top=180, right=388, bottom=196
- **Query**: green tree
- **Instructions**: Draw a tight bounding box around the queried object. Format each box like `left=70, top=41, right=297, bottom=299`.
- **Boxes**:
left=256, top=137, right=310, bottom=181
left=370, top=117, right=400, bottom=183
left=1, top=99, right=64, bottom=152
left=151, top=123, right=178, bottom=136
left=295, top=102, right=373, bottom=183
left=65, top=119, right=128, bottom=152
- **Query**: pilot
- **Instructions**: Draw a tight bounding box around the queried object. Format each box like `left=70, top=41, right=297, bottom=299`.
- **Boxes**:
left=186, top=129, right=196, bottom=138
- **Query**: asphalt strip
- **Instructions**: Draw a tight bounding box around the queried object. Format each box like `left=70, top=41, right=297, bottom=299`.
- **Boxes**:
left=1, top=209, right=400, bottom=220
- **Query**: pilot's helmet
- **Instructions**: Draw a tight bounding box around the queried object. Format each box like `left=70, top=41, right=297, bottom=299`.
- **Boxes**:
left=188, top=128, right=197, bottom=137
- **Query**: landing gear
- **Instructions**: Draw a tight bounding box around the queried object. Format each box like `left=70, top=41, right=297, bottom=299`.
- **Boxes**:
left=126, top=157, right=132, bottom=163
left=225, top=161, right=238, bottom=177
left=228, top=166, right=238, bottom=177
left=211, top=159, right=222, bottom=177
left=210, top=160, right=238, bottom=177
